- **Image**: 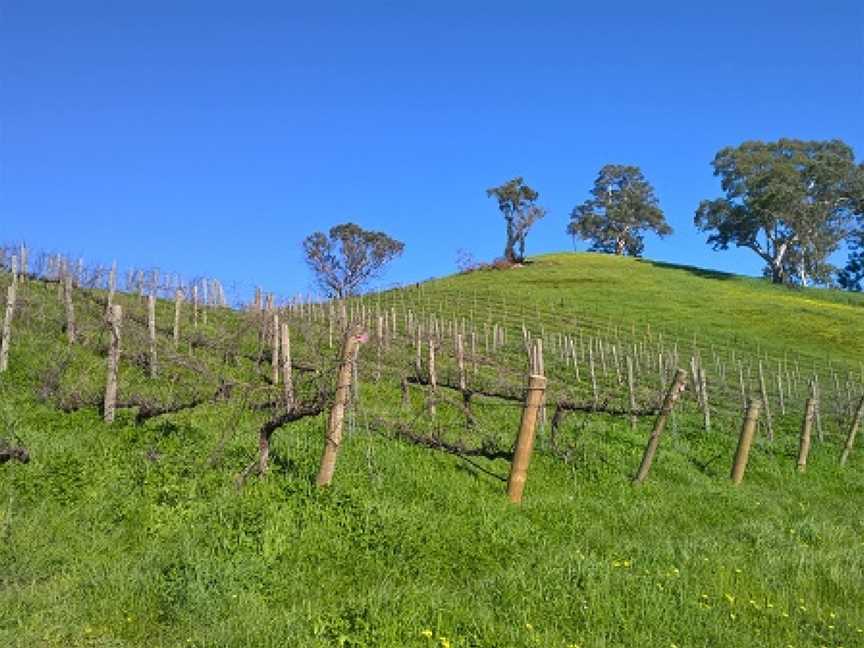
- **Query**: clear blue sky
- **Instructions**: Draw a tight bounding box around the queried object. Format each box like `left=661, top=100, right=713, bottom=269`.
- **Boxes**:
left=2, top=1, right=862, bottom=299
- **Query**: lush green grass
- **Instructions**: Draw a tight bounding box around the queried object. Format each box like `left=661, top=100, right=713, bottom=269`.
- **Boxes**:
left=414, top=253, right=864, bottom=366
left=2, top=258, right=863, bottom=647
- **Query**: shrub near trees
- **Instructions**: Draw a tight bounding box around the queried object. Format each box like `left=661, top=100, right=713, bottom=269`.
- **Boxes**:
left=567, top=164, right=671, bottom=256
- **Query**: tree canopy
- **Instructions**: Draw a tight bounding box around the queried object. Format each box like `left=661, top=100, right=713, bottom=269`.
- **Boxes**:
left=302, top=223, right=404, bottom=298
left=486, top=177, right=546, bottom=263
left=694, top=139, right=864, bottom=285
left=567, top=164, right=670, bottom=256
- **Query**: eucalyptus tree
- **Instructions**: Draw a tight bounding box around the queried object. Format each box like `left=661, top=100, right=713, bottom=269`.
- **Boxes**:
left=695, top=139, right=864, bottom=285
left=567, top=164, right=671, bottom=256
left=302, top=223, right=404, bottom=298
left=486, top=177, right=546, bottom=263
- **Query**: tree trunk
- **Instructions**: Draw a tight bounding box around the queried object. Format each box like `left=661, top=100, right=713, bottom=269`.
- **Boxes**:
left=504, top=216, right=516, bottom=262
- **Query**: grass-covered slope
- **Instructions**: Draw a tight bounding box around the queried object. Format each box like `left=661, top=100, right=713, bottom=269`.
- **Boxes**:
left=1, top=257, right=863, bottom=648
left=419, top=253, right=864, bottom=365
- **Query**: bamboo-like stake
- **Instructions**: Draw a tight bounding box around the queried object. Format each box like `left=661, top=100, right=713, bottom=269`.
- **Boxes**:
left=758, top=361, right=773, bottom=440
left=427, top=338, right=437, bottom=417
left=173, top=289, right=183, bottom=348
left=506, top=374, right=547, bottom=504
left=271, top=312, right=280, bottom=385
left=315, top=326, right=366, bottom=486
left=626, top=355, right=637, bottom=430
left=0, top=285, right=16, bottom=372
left=456, top=333, right=466, bottom=392
left=192, top=285, right=199, bottom=329
left=731, top=399, right=763, bottom=485
left=280, top=323, right=294, bottom=410
left=103, top=305, right=122, bottom=423
left=796, top=398, right=816, bottom=473
left=147, top=294, right=157, bottom=378
left=633, top=368, right=687, bottom=485
left=63, top=274, right=76, bottom=344
left=699, top=365, right=711, bottom=432
left=839, top=395, right=864, bottom=466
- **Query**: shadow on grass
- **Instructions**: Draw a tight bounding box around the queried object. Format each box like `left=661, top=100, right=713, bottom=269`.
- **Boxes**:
left=639, top=259, right=739, bottom=282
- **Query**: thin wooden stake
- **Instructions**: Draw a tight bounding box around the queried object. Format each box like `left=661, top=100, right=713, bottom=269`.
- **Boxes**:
left=796, top=398, right=815, bottom=473
left=280, top=323, right=294, bottom=411
left=63, top=274, right=76, bottom=344
left=0, top=285, right=16, bottom=372
left=147, top=294, right=157, bottom=378
left=839, top=395, right=864, bottom=466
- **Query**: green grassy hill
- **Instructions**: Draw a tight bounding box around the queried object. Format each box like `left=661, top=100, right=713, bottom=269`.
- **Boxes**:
left=1, top=254, right=863, bottom=648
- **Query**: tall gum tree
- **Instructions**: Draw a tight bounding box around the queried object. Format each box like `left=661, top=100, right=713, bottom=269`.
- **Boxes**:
left=567, top=164, right=671, bottom=256
left=695, top=139, right=864, bottom=285
left=486, top=177, right=546, bottom=263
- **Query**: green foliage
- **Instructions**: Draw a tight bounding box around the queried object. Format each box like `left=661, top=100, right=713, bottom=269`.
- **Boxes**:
left=302, top=223, right=405, bottom=298
left=486, top=177, right=546, bottom=263
left=694, top=139, right=864, bottom=285
left=567, top=164, right=671, bottom=256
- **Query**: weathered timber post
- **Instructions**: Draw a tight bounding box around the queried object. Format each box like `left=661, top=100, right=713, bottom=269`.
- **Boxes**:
left=731, top=399, right=763, bottom=485
left=103, top=304, right=122, bottom=423
left=811, top=379, right=823, bottom=442
left=0, top=285, right=16, bottom=372
left=271, top=312, right=280, bottom=385
left=147, top=294, right=157, bottom=378
left=633, top=368, right=687, bottom=485
left=173, top=289, right=183, bottom=348
left=699, top=365, right=711, bottom=433
left=840, top=394, right=864, bottom=466
left=506, top=374, right=548, bottom=504
left=315, top=325, right=367, bottom=486
left=63, top=274, right=76, bottom=344
left=796, top=398, right=816, bottom=473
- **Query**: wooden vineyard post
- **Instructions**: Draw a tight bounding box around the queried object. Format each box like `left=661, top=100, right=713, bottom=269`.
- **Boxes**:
left=103, top=305, right=122, bottom=423
left=731, top=399, right=763, bottom=485
left=632, top=368, right=687, bottom=485
left=173, top=289, right=183, bottom=348
left=0, top=285, right=16, bottom=373
left=840, top=395, right=864, bottom=466
left=107, top=261, right=117, bottom=309
left=427, top=338, right=437, bottom=417
left=699, top=365, right=711, bottom=433
left=280, top=323, right=294, bottom=410
left=811, top=379, right=823, bottom=442
left=506, top=374, right=548, bottom=504
left=271, top=313, right=280, bottom=385
left=63, top=274, right=76, bottom=344
left=315, top=326, right=367, bottom=487
left=796, top=398, right=816, bottom=473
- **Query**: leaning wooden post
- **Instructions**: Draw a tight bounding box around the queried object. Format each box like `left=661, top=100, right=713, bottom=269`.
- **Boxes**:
left=796, top=397, right=816, bottom=473
left=103, top=304, right=122, bottom=423
left=0, top=285, right=16, bottom=373
left=63, top=273, right=76, bottom=344
left=757, top=361, right=773, bottom=440
left=731, top=399, right=763, bottom=485
left=633, top=368, right=687, bottom=485
left=839, top=394, right=864, bottom=466
left=173, top=289, right=183, bottom=348
left=147, top=294, right=157, bottom=378
left=280, top=322, right=294, bottom=411
left=271, top=312, right=280, bottom=385
left=315, top=326, right=367, bottom=487
left=506, top=374, right=548, bottom=504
